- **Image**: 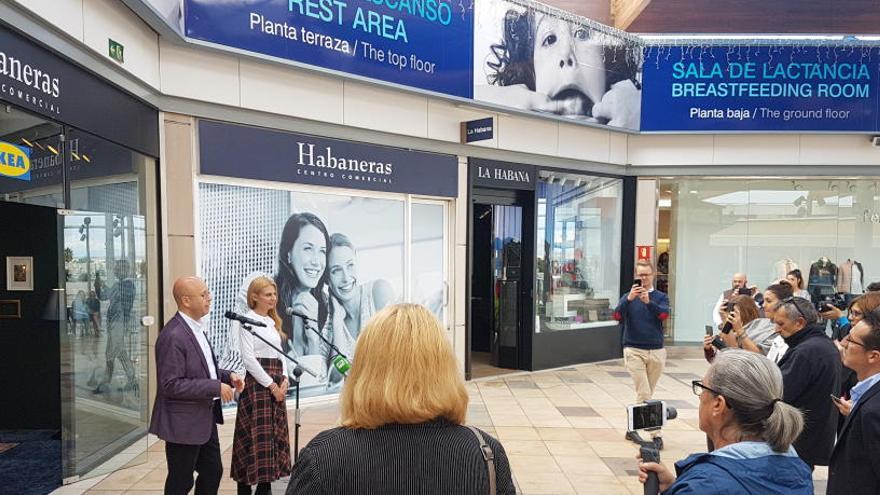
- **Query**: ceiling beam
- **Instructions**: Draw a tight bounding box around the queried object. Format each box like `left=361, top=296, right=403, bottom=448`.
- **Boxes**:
left=612, top=0, right=653, bottom=30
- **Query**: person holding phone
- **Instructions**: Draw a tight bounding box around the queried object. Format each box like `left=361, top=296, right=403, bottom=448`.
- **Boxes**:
left=711, top=273, right=760, bottom=329
left=614, top=261, right=670, bottom=449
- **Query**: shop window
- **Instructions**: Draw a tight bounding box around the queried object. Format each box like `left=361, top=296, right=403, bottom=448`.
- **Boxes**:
left=534, top=173, right=623, bottom=333
left=662, top=178, right=880, bottom=343
left=198, top=182, right=449, bottom=399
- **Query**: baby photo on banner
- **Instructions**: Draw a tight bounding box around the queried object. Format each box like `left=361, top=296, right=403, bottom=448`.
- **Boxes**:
left=472, top=0, right=644, bottom=130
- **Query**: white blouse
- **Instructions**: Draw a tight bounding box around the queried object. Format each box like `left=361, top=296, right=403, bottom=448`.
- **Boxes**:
left=239, top=310, right=288, bottom=387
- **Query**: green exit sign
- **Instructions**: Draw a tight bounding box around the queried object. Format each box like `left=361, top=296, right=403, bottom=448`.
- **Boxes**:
left=108, top=39, right=124, bottom=64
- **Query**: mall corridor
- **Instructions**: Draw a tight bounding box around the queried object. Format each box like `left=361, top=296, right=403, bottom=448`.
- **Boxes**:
left=55, top=346, right=828, bottom=495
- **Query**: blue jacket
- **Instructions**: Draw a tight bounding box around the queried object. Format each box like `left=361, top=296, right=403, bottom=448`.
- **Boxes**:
left=664, top=442, right=813, bottom=495
left=614, top=290, right=669, bottom=350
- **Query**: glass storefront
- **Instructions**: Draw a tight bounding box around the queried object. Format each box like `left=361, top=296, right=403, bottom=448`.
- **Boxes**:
left=1, top=105, right=158, bottom=480
left=195, top=119, right=457, bottom=398
left=535, top=172, right=624, bottom=333
left=659, top=178, right=880, bottom=343
left=198, top=181, right=450, bottom=399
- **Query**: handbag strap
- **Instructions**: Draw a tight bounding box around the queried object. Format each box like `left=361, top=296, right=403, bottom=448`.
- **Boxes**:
left=466, top=425, right=496, bottom=495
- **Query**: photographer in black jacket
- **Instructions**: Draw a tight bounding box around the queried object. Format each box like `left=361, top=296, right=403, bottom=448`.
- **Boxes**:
left=773, top=296, right=841, bottom=469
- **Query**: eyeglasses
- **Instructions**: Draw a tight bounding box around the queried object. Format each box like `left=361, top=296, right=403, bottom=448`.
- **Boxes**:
left=781, top=297, right=807, bottom=322
left=843, top=333, right=868, bottom=349
left=692, top=380, right=722, bottom=397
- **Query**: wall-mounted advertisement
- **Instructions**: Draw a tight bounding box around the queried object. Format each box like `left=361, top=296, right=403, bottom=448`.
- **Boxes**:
left=183, top=0, right=474, bottom=98
left=197, top=120, right=450, bottom=398
left=472, top=0, right=644, bottom=130
left=641, top=45, right=880, bottom=132
left=199, top=183, right=447, bottom=398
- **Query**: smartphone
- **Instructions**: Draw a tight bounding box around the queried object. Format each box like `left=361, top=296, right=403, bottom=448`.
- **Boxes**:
left=627, top=401, right=666, bottom=431
left=633, top=279, right=642, bottom=288
left=738, top=287, right=752, bottom=296
left=705, top=325, right=714, bottom=337
left=711, top=335, right=727, bottom=349
left=830, top=394, right=842, bottom=403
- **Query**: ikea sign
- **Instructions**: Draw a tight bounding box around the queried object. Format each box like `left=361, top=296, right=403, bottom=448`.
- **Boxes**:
left=0, top=141, right=32, bottom=181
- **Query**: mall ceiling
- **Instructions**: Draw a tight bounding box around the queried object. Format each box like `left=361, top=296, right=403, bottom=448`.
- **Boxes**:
left=544, top=0, right=880, bottom=35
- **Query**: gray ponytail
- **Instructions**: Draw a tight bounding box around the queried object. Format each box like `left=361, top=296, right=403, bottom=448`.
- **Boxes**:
left=707, top=350, right=804, bottom=453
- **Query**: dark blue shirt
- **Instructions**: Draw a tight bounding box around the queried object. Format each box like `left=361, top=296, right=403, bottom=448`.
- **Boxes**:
left=614, top=290, right=669, bottom=350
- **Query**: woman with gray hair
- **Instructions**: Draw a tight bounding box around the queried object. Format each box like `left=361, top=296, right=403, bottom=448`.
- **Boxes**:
left=638, top=350, right=813, bottom=494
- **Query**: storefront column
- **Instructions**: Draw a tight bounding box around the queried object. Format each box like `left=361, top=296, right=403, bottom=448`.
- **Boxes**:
left=453, top=157, right=468, bottom=376
left=154, top=113, right=198, bottom=412
left=635, top=179, right=658, bottom=263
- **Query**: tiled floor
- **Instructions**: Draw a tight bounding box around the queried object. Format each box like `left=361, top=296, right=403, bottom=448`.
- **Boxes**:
left=55, top=346, right=828, bottom=494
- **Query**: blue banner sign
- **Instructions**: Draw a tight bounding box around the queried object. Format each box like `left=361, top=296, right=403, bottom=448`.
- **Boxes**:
left=462, top=117, right=494, bottom=143
left=641, top=46, right=880, bottom=131
left=199, top=120, right=459, bottom=197
left=184, top=0, right=473, bottom=98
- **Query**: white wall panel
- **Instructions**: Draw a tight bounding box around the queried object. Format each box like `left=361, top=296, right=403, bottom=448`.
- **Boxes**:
left=557, top=123, right=611, bottom=163
left=13, top=0, right=84, bottom=41
left=799, top=135, right=880, bottom=166
left=497, top=114, right=558, bottom=156
left=83, top=0, right=160, bottom=89
left=159, top=40, right=240, bottom=107
left=343, top=82, right=428, bottom=138
left=240, top=59, right=344, bottom=124
left=628, top=134, right=714, bottom=166
left=712, top=135, right=799, bottom=165
left=609, top=131, right=628, bottom=165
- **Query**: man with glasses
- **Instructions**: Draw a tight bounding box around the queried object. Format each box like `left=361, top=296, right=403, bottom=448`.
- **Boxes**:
left=150, top=276, right=244, bottom=495
left=614, top=260, right=670, bottom=449
left=827, top=310, right=880, bottom=494
left=773, top=296, right=841, bottom=470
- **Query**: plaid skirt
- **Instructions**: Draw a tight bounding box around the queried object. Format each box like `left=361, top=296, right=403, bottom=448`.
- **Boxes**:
left=231, top=358, right=292, bottom=484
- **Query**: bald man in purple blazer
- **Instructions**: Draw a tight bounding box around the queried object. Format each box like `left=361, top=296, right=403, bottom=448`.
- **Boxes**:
left=150, top=276, right=244, bottom=495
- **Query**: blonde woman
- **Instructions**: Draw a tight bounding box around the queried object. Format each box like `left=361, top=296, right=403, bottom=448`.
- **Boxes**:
left=232, top=276, right=291, bottom=495
left=286, top=304, right=515, bottom=495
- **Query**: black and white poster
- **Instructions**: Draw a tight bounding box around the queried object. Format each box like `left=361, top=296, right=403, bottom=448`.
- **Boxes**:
left=472, top=0, right=643, bottom=130
left=199, top=183, right=446, bottom=398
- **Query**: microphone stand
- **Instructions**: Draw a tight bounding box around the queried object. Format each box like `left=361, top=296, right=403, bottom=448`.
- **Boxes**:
left=296, top=315, right=351, bottom=380
left=241, top=323, right=309, bottom=463
left=297, top=315, right=350, bottom=362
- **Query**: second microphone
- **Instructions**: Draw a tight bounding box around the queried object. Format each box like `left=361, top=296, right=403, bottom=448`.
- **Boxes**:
left=224, top=310, right=268, bottom=327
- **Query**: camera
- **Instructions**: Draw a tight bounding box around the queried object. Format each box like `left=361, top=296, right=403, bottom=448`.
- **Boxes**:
left=629, top=401, right=677, bottom=495
left=816, top=293, right=847, bottom=312
left=627, top=400, right=678, bottom=432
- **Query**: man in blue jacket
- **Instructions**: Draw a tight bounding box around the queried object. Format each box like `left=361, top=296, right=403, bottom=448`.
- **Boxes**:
left=615, top=260, right=670, bottom=449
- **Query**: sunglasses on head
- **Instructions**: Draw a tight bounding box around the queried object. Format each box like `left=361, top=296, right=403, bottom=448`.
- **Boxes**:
left=781, top=297, right=807, bottom=321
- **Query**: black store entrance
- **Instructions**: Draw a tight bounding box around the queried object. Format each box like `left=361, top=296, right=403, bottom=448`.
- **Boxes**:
left=467, top=159, right=535, bottom=379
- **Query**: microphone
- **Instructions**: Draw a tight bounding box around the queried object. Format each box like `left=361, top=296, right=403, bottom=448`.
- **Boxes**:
left=224, top=311, right=267, bottom=327
left=285, top=307, right=351, bottom=376
left=285, top=306, right=317, bottom=322
left=332, top=354, right=351, bottom=375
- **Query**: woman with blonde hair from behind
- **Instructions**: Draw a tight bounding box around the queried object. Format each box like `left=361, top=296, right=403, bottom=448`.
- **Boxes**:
left=637, top=349, right=813, bottom=494
left=286, top=303, right=515, bottom=494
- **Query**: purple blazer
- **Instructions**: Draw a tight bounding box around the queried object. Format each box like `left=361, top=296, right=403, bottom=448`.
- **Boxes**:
left=149, top=312, right=231, bottom=445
